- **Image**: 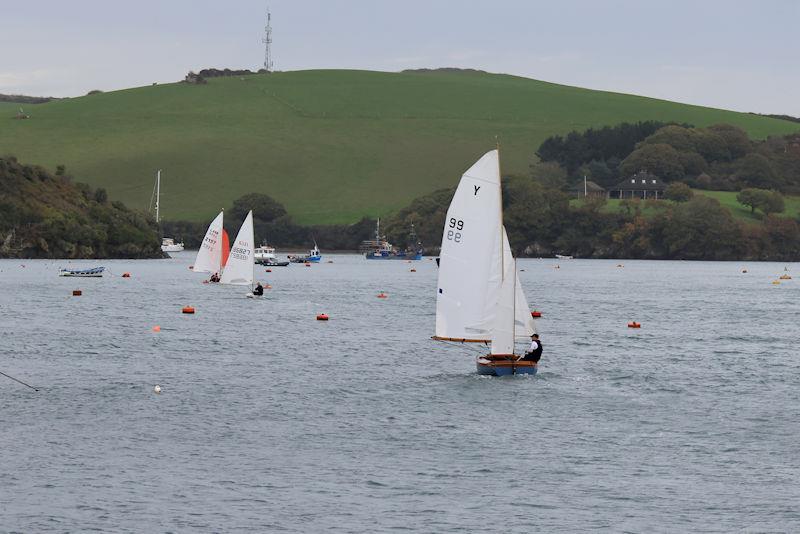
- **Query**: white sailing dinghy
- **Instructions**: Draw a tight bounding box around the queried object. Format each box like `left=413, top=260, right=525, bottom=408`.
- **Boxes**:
left=433, top=149, right=538, bottom=375
left=220, top=211, right=258, bottom=297
left=192, top=210, right=226, bottom=278
left=192, top=210, right=230, bottom=283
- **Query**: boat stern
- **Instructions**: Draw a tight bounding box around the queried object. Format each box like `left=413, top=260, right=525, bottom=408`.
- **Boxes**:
left=476, top=355, right=537, bottom=376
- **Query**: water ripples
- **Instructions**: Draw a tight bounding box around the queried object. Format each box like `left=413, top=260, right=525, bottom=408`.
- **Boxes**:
left=1, top=256, right=799, bottom=532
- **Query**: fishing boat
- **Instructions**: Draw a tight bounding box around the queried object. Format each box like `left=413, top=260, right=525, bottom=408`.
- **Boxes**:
left=432, top=149, right=538, bottom=376
left=192, top=211, right=230, bottom=279
left=151, top=170, right=185, bottom=252
left=254, top=245, right=289, bottom=266
left=220, top=211, right=258, bottom=296
left=288, top=242, right=321, bottom=263
left=361, top=220, right=424, bottom=260
left=59, top=266, right=105, bottom=277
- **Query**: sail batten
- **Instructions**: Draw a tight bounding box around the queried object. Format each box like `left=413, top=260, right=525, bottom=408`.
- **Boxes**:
left=220, top=211, right=254, bottom=286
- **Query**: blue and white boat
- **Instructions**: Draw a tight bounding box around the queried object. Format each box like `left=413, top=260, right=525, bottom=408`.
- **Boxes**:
left=288, top=242, right=321, bottom=263
left=363, top=220, right=424, bottom=260
left=431, top=149, right=539, bottom=376
left=59, top=266, right=105, bottom=277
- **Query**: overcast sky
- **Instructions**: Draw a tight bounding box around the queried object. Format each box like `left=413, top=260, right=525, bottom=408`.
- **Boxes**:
left=2, top=0, right=797, bottom=115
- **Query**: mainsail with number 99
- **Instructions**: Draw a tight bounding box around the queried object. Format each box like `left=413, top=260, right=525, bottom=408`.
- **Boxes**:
left=434, top=149, right=536, bottom=345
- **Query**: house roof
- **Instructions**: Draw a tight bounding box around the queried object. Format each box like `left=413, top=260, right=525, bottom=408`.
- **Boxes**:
left=570, top=180, right=605, bottom=193
left=613, top=171, right=666, bottom=191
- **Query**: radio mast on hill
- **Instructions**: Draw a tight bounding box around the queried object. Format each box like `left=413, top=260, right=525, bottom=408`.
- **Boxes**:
left=262, top=9, right=274, bottom=72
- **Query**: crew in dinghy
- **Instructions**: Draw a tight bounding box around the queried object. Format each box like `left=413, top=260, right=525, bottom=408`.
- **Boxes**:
left=252, top=282, right=264, bottom=296
left=522, top=334, right=542, bottom=364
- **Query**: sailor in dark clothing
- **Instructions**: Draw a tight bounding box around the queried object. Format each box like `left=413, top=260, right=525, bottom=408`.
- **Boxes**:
left=209, top=272, right=220, bottom=283
left=252, top=282, right=264, bottom=296
left=522, top=334, right=542, bottom=363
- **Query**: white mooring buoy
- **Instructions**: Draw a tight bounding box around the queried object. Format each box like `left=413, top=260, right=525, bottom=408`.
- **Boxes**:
left=153, top=384, right=162, bottom=394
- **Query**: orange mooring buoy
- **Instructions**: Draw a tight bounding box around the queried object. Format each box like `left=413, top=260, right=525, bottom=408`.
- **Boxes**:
left=316, top=313, right=329, bottom=321
left=72, top=290, right=82, bottom=296
left=628, top=321, right=641, bottom=328
left=122, top=272, right=131, bottom=278
left=531, top=311, right=542, bottom=318
left=152, top=325, right=161, bottom=332
left=265, top=268, right=272, bottom=272
left=182, top=306, right=195, bottom=314
left=377, top=292, right=388, bottom=299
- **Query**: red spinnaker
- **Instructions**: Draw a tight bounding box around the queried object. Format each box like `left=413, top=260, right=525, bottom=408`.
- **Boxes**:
left=221, top=229, right=230, bottom=267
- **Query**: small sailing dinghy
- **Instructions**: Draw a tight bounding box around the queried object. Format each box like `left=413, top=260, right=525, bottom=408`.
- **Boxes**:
left=219, top=211, right=259, bottom=297
left=432, top=149, right=538, bottom=376
left=59, top=266, right=105, bottom=277
left=192, top=211, right=230, bottom=280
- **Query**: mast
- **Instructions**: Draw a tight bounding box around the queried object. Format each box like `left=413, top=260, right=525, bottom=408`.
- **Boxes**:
left=155, top=169, right=161, bottom=224
left=584, top=175, right=587, bottom=197
left=496, top=139, right=505, bottom=285
left=512, top=259, right=517, bottom=355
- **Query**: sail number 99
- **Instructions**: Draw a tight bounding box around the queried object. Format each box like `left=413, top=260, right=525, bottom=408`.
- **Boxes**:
left=447, top=218, right=464, bottom=243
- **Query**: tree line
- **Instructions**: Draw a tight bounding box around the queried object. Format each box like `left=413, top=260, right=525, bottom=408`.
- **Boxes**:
left=0, top=157, right=162, bottom=259
left=380, top=177, right=800, bottom=261
left=534, top=121, right=800, bottom=194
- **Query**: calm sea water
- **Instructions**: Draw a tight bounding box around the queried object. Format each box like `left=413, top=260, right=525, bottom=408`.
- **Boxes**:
left=1, top=254, right=798, bottom=533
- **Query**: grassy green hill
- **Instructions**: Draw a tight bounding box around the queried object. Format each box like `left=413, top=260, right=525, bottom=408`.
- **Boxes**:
left=1, top=69, right=798, bottom=224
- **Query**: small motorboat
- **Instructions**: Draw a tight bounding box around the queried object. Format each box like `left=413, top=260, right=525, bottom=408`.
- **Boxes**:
left=59, top=266, right=105, bottom=277
left=161, top=237, right=185, bottom=252
left=260, top=260, right=290, bottom=267
left=254, top=245, right=290, bottom=266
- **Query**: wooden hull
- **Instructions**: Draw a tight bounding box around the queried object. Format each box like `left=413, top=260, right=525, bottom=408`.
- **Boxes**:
left=476, top=355, right=538, bottom=376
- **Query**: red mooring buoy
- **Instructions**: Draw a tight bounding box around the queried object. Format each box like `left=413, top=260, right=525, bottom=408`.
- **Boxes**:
left=531, top=311, right=542, bottom=318
left=182, top=306, right=196, bottom=314
left=628, top=321, right=641, bottom=328
left=316, top=313, right=329, bottom=321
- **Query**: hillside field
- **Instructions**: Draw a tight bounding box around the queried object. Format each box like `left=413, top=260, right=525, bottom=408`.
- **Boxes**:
left=1, top=69, right=798, bottom=224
